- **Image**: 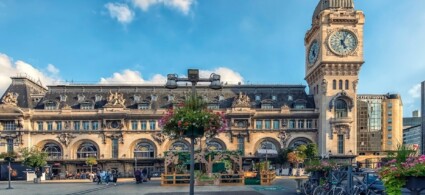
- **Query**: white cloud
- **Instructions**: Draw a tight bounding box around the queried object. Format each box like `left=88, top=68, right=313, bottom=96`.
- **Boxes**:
left=408, top=84, right=421, bottom=98
left=99, top=67, right=244, bottom=85
left=0, top=53, right=62, bottom=95
left=99, top=69, right=167, bottom=84
left=132, top=0, right=195, bottom=15
left=105, top=3, right=134, bottom=24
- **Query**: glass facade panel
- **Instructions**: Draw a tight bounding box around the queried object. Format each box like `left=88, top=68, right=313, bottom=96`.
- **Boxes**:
left=237, top=137, right=244, bottom=155
left=7, top=139, right=14, bottom=153
left=335, top=99, right=348, bottom=118
left=77, top=143, right=97, bottom=159
left=44, top=143, right=62, bottom=160
left=169, top=141, right=189, bottom=151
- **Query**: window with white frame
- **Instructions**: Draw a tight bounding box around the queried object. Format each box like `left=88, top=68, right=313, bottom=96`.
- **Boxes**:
left=141, top=121, right=147, bottom=130
left=132, top=121, right=138, bottom=130
left=56, top=121, right=62, bottom=131
left=83, top=121, right=90, bottom=130
left=4, top=121, right=16, bottom=130
left=298, top=120, right=304, bottom=129
left=149, top=120, right=156, bottom=130
left=138, top=103, right=149, bottom=110
left=47, top=121, right=53, bottom=131
left=38, top=121, right=43, bottom=131
left=306, top=120, right=312, bottom=129
left=264, top=120, right=271, bottom=129
left=45, top=102, right=56, bottom=110
left=92, top=121, right=99, bottom=130
left=80, top=102, right=94, bottom=110
left=74, top=121, right=80, bottom=131
left=256, top=120, right=263, bottom=129
left=255, top=95, right=261, bottom=101
left=273, top=120, right=280, bottom=130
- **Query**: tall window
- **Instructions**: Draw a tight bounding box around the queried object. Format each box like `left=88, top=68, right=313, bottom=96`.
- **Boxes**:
left=134, top=142, right=155, bottom=158
left=339, top=80, right=343, bottom=90
left=77, top=143, right=97, bottom=159
left=4, top=121, right=16, bottom=130
left=38, top=121, right=43, bottom=131
left=149, top=120, right=156, bottom=130
left=7, top=139, right=14, bottom=153
left=273, top=120, right=280, bottom=130
left=83, top=121, right=90, bottom=130
left=260, top=140, right=277, bottom=150
left=237, top=137, right=245, bottom=155
left=306, top=120, right=312, bottom=129
left=92, top=121, right=98, bottom=130
left=298, top=120, right=304, bottom=129
left=141, top=121, right=147, bottom=130
left=43, top=143, right=62, bottom=160
left=345, top=80, right=349, bottom=90
left=289, top=120, right=295, bottom=129
left=47, top=121, right=53, bottom=131
left=112, top=139, right=119, bottom=158
left=264, top=120, right=271, bottom=129
left=56, top=121, right=62, bottom=131
left=256, top=120, right=263, bottom=129
left=132, top=121, right=138, bottom=130
left=333, top=80, right=337, bottom=90
left=74, top=121, right=80, bottom=131
left=388, top=103, right=392, bottom=108
left=388, top=126, right=392, bottom=131
left=338, top=135, right=344, bottom=154
left=335, top=99, right=348, bottom=118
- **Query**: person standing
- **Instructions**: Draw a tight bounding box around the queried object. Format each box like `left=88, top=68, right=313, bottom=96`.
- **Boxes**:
left=135, top=169, right=141, bottom=184
left=96, top=169, right=102, bottom=184
left=112, top=170, right=118, bottom=186
left=105, top=169, right=111, bottom=185
left=142, top=168, right=148, bottom=182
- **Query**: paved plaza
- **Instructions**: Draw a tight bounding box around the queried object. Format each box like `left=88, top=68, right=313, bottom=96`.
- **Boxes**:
left=0, top=177, right=299, bottom=195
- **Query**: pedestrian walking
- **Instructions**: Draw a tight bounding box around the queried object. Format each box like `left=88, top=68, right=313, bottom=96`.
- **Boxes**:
left=112, top=170, right=118, bottom=186
left=142, top=168, right=148, bottom=182
left=105, top=169, right=111, bottom=185
left=96, top=169, right=102, bottom=184
left=135, top=169, right=141, bottom=184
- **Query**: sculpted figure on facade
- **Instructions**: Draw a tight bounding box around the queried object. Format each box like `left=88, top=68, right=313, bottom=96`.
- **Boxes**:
left=106, top=91, right=126, bottom=107
left=151, top=133, right=165, bottom=145
left=232, top=92, right=251, bottom=107
left=1, top=92, right=19, bottom=106
left=57, top=133, right=76, bottom=147
left=352, top=79, right=359, bottom=92
left=278, top=130, right=291, bottom=148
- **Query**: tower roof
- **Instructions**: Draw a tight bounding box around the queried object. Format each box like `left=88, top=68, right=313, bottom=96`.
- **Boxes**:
left=312, top=0, right=354, bottom=22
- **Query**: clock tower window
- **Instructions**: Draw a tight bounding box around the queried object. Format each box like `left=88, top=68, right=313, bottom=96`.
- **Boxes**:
left=339, top=80, right=343, bottom=90
left=333, top=80, right=337, bottom=90
left=345, top=80, right=349, bottom=90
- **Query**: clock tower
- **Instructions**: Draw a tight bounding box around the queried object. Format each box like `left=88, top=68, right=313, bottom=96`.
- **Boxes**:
left=304, top=0, right=365, bottom=158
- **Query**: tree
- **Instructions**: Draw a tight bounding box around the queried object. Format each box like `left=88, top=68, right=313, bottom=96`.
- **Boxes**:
left=85, top=157, right=97, bottom=172
left=20, top=147, right=48, bottom=179
left=304, top=143, right=318, bottom=161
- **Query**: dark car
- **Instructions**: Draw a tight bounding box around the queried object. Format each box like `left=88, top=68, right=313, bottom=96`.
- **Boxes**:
left=364, top=172, right=385, bottom=194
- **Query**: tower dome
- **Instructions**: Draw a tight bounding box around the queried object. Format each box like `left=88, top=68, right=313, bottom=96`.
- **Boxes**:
left=312, top=0, right=354, bottom=22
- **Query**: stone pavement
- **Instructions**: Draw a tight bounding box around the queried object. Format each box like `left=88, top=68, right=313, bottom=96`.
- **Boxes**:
left=0, top=176, right=299, bottom=195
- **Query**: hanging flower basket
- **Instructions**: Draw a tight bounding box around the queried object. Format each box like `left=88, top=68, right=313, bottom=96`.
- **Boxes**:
left=159, top=95, right=227, bottom=139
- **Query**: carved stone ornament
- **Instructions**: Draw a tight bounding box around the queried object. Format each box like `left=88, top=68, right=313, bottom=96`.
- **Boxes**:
left=151, top=133, right=165, bottom=145
left=329, top=124, right=350, bottom=140
left=106, top=132, right=124, bottom=144
left=352, top=79, right=359, bottom=92
left=57, top=133, right=76, bottom=147
left=321, top=79, right=328, bottom=95
left=105, top=91, right=126, bottom=108
left=232, top=92, right=251, bottom=108
left=278, top=130, right=291, bottom=148
left=1, top=92, right=19, bottom=106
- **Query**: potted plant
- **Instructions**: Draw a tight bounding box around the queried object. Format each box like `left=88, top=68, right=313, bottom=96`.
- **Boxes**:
left=20, top=147, right=48, bottom=183
left=378, top=145, right=422, bottom=195
left=159, top=95, right=227, bottom=139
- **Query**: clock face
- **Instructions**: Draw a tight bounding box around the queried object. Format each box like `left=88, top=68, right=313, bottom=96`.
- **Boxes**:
left=328, top=30, right=358, bottom=56
left=308, top=40, right=320, bottom=65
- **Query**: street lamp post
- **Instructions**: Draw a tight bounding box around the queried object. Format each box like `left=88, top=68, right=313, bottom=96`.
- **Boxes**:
left=6, top=157, right=14, bottom=189
left=165, top=69, right=222, bottom=195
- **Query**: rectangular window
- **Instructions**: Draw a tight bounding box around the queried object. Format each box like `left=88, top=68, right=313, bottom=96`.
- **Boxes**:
left=388, top=126, right=392, bottom=131
left=80, top=103, right=93, bottom=110
left=149, top=120, right=156, bottom=130
left=306, top=120, right=312, bottom=129
left=256, top=120, right=263, bottom=129
left=4, top=121, right=16, bottom=130
left=388, top=141, right=392, bottom=145
left=207, top=104, right=219, bottom=110
left=132, top=121, right=138, bottom=130
left=388, top=103, right=392, bottom=108
left=289, top=120, right=295, bottom=129
left=261, top=104, right=273, bottom=109
left=264, top=120, right=271, bottom=129
left=273, top=120, right=280, bottom=130
left=7, top=139, right=14, bottom=153
left=338, top=135, right=344, bottom=154
left=112, top=139, right=119, bottom=159
left=92, top=121, right=98, bottom=130
left=298, top=120, right=304, bottom=129
left=47, top=121, right=53, bottom=131
left=74, top=121, right=80, bottom=131
left=388, top=134, right=392, bottom=139
left=237, top=137, right=245, bottom=156
left=83, top=121, right=90, bottom=130
left=141, top=121, right=147, bottom=130
left=388, top=111, right=392, bottom=116
left=138, top=104, right=149, bottom=110
left=56, top=121, right=62, bottom=131
left=38, top=121, right=43, bottom=131
left=388, top=118, right=392, bottom=124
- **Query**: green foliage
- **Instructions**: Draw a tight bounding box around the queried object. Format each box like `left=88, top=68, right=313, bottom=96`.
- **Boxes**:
left=20, top=147, right=48, bottom=168
left=276, top=148, right=293, bottom=165
left=85, top=157, right=97, bottom=166
left=0, top=151, right=19, bottom=161
left=305, top=143, right=318, bottom=160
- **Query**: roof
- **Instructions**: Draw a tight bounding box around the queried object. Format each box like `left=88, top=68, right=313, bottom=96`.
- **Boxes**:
left=312, top=0, right=355, bottom=22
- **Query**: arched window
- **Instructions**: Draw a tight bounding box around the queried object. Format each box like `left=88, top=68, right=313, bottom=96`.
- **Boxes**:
left=77, top=142, right=98, bottom=159
left=134, top=142, right=155, bottom=158
left=43, top=143, right=62, bottom=160
left=335, top=99, right=348, bottom=118
left=345, top=80, right=349, bottom=90
left=169, top=141, right=189, bottom=151
left=288, top=138, right=311, bottom=149
left=333, top=80, right=337, bottom=90
left=206, top=141, right=224, bottom=151
left=339, top=80, right=343, bottom=90
left=259, top=140, right=277, bottom=150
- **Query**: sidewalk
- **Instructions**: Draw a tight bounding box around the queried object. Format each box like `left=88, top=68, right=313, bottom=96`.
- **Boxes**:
left=25, top=177, right=140, bottom=184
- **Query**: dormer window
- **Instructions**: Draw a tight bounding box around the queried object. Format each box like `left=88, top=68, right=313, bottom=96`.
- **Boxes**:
left=294, top=103, right=306, bottom=109
left=168, top=95, right=174, bottom=102
left=77, top=94, right=85, bottom=102
left=255, top=95, right=261, bottom=101
left=219, top=95, right=225, bottom=101
left=95, top=95, right=102, bottom=102
left=60, top=95, right=67, bottom=102
left=138, top=103, right=150, bottom=110
left=272, top=95, right=277, bottom=101
left=151, top=94, right=157, bottom=101
left=80, top=102, right=94, bottom=110
left=45, top=101, right=57, bottom=110
left=288, top=95, right=293, bottom=101
left=133, top=95, right=141, bottom=103
left=261, top=103, right=273, bottom=109
left=208, top=103, right=219, bottom=110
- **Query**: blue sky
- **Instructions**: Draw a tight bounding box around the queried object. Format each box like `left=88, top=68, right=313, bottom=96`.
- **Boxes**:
left=0, top=0, right=424, bottom=116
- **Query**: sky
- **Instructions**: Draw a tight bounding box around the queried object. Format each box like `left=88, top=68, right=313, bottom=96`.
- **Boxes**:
left=0, top=0, right=424, bottom=117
